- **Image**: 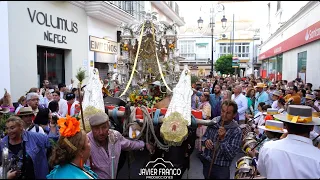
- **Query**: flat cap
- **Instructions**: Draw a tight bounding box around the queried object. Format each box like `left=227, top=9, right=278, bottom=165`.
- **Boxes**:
left=88, top=113, right=109, bottom=126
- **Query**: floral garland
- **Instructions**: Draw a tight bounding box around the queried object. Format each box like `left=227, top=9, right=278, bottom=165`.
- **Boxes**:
left=57, top=115, right=80, bottom=137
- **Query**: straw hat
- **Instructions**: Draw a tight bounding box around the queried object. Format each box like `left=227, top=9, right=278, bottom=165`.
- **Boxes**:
left=262, top=108, right=279, bottom=116
left=258, top=120, right=287, bottom=133
left=254, top=83, right=267, bottom=88
left=17, top=107, right=34, bottom=116
left=271, top=91, right=281, bottom=97
left=305, top=94, right=315, bottom=100
left=0, top=107, right=10, bottom=114
left=274, top=105, right=320, bottom=125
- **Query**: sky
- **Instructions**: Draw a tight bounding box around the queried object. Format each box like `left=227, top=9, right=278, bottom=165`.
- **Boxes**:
left=178, top=1, right=266, bottom=36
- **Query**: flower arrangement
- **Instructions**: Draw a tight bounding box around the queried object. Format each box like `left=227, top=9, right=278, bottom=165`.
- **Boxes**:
left=129, top=90, right=163, bottom=108
left=58, top=115, right=81, bottom=137
left=168, top=43, right=175, bottom=50
left=122, top=44, right=129, bottom=51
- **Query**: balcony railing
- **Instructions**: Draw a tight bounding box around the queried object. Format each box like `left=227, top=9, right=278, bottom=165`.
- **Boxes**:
left=195, top=53, right=210, bottom=60
left=108, top=1, right=134, bottom=16
left=218, top=53, right=250, bottom=58
left=180, top=53, right=196, bottom=60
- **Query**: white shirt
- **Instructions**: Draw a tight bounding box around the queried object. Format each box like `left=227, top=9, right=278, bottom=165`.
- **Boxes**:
left=27, top=125, right=46, bottom=135
left=258, top=134, right=320, bottom=179
left=69, top=101, right=79, bottom=116
left=252, top=111, right=265, bottom=137
left=231, top=93, right=248, bottom=120
left=271, top=100, right=279, bottom=109
left=60, top=91, right=65, bottom=100
left=58, top=98, right=68, bottom=117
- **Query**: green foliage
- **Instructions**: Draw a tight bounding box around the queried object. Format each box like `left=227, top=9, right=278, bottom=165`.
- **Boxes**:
left=214, top=54, right=234, bottom=75
left=191, top=74, right=199, bottom=84
left=0, top=113, right=12, bottom=137
left=75, top=68, right=86, bottom=84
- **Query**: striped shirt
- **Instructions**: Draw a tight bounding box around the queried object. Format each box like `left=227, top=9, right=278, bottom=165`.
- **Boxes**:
left=201, top=116, right=242, bottom=167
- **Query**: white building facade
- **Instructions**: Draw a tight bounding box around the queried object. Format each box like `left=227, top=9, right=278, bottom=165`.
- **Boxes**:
left=0, top=1, right=184, bottom=101
left=258, top=1, right=320, bottom=88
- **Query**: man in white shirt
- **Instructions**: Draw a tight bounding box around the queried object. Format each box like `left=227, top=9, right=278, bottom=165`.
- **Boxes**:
left=17, top=107, right=46, bottom=135
left=65, top=92, right=79, bottom=116
left=58, top=83, right=67, bottom=100
left=52, top=91, right=68, bottom=117
left=258, top=107, right=320, bottom=179
left=231, top=85, right=248, bottom=124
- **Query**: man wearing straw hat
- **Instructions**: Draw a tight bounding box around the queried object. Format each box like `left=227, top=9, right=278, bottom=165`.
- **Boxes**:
left=257, top=105, right=320, bottom=178
left=254, top=83, right=269, bottom=115
left=247, top=120, right=287, bottom=161
left=17, top=107, right=46, bottom=135
left=271, top=90, right=281, bottom=110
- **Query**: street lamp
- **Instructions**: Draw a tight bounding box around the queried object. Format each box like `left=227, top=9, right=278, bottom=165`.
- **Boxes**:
left=221, top=15, right=227, bottom=29
left=197, top=3, right=226, bottom=77
left=197, top=17, right=203, bottom=30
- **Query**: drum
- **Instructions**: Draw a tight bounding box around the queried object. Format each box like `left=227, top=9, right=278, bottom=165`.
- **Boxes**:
left=241, top=131, right=256, bottom=147
left=235, top=156, right=255, bottom=179
left=242, top=139, right=257, bottom=154
left=240, top=124, right=251, bottom=141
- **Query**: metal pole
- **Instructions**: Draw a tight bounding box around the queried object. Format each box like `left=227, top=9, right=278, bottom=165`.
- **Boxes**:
left=211, top=26, right=214, bottom=77
left=232, top=14, right=236, bottom=76
left=45, top=50, right=48, bottom=80
left=252, top=37, right=255, bottom=75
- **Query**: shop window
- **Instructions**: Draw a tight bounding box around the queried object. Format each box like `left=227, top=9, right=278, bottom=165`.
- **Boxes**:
left=276, top=54, right=283, bottom=80
left=37, top=46, right=65, bottom=88
left=297, top=51, right=307, bottom=82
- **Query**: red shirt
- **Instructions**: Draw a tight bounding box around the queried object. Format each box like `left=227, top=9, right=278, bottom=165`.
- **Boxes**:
left=67, top=103, right=72, bottom=115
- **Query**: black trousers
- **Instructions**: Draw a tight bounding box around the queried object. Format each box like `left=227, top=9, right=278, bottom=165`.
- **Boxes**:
left=201, top=157, right=230, bottom=179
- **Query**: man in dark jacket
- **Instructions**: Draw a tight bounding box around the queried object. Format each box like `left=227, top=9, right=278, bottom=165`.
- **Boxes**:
left=201, top=100, right=242, bottom=179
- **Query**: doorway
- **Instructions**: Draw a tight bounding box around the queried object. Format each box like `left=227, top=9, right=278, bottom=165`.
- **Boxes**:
left=37, top=46, right=65, bottom=88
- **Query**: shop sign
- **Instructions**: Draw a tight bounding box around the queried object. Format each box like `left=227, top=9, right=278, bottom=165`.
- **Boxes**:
left=89, top=36, right=118, bottom=54
left=259, top=20, right=320, bottom=61
left=27, top=8, right=78, bottom=44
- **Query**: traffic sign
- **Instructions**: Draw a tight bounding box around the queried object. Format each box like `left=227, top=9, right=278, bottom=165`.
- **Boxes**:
left=232, top=56, right=239, bottom=63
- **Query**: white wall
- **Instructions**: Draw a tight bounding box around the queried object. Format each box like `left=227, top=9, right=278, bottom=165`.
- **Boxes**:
left=260, top=2, right=317, bottom=53
left=151, top=5, right=173, bottom=23
left=0, top=2, right=11, bottom=96
left=282, top=40, right=320, bottom=88
left=87, top=16, right=118, bottom=63
left=7, top=1, right=88, bottom=100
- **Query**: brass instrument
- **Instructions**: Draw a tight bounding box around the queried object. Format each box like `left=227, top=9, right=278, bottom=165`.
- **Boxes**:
left=1, top=147, right=9, bottom=179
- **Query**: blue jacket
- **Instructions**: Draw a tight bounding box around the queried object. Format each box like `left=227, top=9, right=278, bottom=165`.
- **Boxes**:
left=47, top=164, right=98, bottom=179
left=0, top=131, right=51, bottom=179
left=197, top=91, right=223, bottom=118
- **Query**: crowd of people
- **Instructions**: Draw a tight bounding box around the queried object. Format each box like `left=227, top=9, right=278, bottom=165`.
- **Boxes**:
left=191, top=75, right=320, bottom=179
left=0, top=74, right=320, bottom=179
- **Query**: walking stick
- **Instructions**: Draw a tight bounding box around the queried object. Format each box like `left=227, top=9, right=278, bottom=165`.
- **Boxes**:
left=78, top=84, right=86, bottom=132
left=208, top=119, right=225, bottom=178
left=75, top=68, right=86, bottom=132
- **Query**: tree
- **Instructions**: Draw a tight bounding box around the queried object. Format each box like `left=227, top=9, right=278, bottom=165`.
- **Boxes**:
left=214, top=54, right=234, bottom=75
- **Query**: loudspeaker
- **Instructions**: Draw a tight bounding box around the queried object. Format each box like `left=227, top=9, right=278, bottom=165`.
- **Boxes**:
left=117, top=31, right=121, bottom=43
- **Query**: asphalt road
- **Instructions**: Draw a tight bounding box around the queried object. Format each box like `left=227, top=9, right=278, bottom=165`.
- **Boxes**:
left=117, top=149, right=245, bottom=179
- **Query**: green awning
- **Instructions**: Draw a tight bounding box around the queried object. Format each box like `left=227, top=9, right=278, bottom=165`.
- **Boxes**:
left=196, top=43, right=208, bottom=46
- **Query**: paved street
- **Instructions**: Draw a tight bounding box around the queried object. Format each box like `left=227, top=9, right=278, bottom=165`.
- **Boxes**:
left=118, top=149, right=245, bottom=179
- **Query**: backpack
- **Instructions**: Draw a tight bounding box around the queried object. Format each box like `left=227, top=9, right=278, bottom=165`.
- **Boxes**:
left=27, top=124, right=39, bottom=133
